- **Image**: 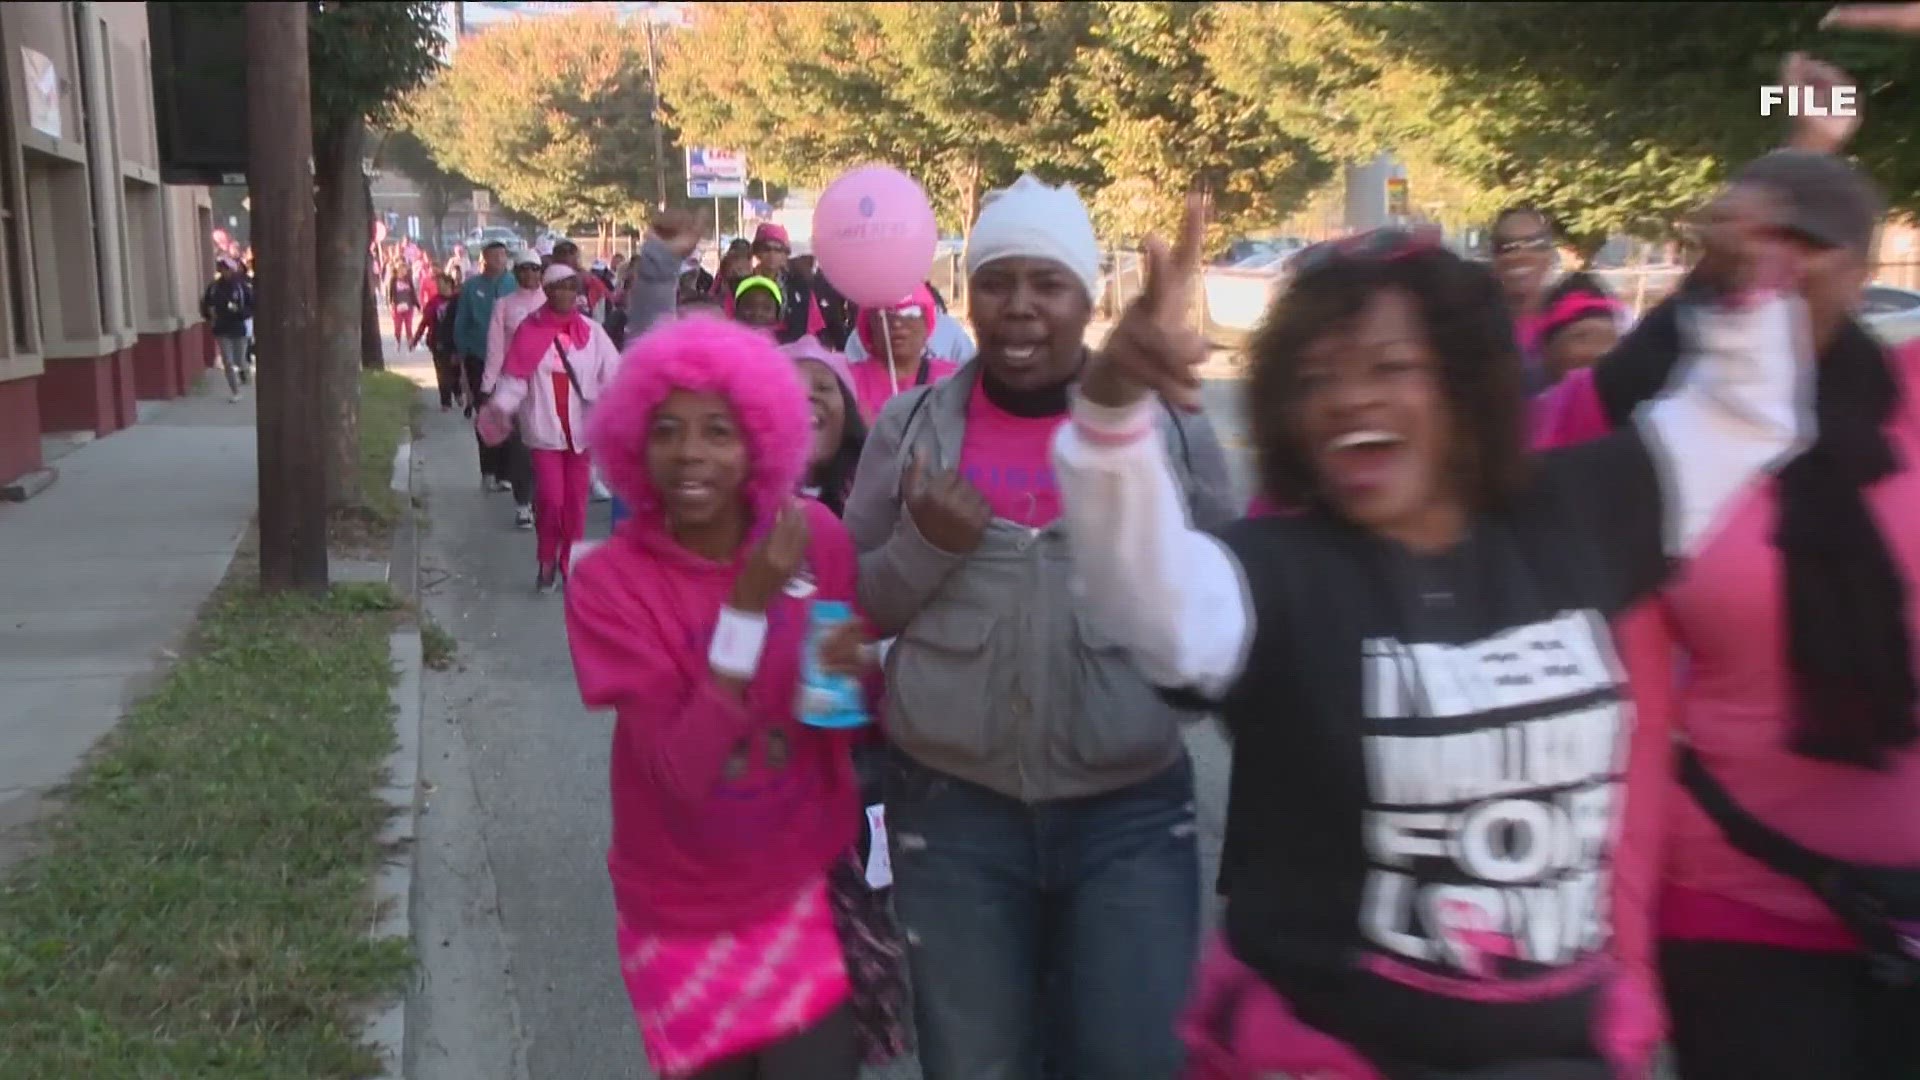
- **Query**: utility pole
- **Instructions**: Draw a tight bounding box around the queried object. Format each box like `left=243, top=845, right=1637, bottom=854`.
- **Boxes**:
left=248, top=1, right=329, bottom=595
left=644, top=14, right=669, bottom=212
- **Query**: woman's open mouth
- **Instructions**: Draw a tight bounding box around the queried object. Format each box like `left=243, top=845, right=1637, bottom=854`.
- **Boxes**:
left=1322, top=429, right=1409, bottom=496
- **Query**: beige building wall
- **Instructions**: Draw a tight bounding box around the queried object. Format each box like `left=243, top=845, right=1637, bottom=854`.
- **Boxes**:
left=0, top=1, right=213, bottom=485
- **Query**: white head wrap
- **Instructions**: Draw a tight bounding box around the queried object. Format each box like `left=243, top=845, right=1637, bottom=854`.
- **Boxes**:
left=965, top=174, right=1099, bottom=300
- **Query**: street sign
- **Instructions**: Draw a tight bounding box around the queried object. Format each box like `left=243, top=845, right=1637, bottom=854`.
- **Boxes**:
left=689, top=179, right=745, bottom=199
left=686, top=147, right=747, bottom=200
left=1386, top=176, right=1410, bottom=218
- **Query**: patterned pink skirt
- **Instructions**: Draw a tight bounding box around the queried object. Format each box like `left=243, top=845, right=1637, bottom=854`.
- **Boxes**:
left=616, top=876, right=852, bottom=1078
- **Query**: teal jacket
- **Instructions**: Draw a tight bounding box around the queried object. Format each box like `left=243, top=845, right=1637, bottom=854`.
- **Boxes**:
left=453, top=269, right=515, bottom=359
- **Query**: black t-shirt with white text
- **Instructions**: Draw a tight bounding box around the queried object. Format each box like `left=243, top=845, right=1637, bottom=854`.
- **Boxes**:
left=1203, top=430, right=1666, bottom=1077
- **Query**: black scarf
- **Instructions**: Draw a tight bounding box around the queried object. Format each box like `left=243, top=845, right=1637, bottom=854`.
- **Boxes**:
left=1598, top=296, right=1916, bottom=768
left=1775, top=317, right=1915, bottom=768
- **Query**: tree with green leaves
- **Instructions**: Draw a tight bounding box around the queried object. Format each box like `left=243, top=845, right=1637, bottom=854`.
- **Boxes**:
left=659, top=2, right=1099, bottom=233
left=1209, top=2, right=1920, bottom=259
left=407, top=9, right=686, bottom=238
left=308, top=0, right=442, bottom=506
left=1075, top=2, right=1329, bottom=247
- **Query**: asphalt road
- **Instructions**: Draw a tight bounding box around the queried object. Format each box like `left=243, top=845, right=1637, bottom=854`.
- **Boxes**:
left=395, top=348, right=1249, bottom=1080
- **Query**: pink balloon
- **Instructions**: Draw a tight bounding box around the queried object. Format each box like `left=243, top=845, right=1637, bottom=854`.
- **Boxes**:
left=812, top=165, right=938, bottom=308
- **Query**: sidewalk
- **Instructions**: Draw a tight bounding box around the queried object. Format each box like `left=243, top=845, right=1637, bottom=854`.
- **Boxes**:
left=0, top=369, right=256, bottom=859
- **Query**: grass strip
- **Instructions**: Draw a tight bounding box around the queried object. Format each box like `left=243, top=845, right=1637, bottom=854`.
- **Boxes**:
left=0, top=584, right=412, bottom=1078
left=0, top=369, right=425, bottom=1078
left=357, top=370, right=418, bottom=529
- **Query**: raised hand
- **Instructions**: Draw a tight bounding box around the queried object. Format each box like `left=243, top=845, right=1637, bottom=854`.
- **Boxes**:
left=902, top=449, right=991, bottom=555
left=652, top=208, right=701, bottom=260
left=1084, top=194, right=1210, bottom=411
left=1780, top=52, right=1861, bottom=155
left=729, top=501, right=810, bottom=613
left=1823, top=2, right=1920, bottom=35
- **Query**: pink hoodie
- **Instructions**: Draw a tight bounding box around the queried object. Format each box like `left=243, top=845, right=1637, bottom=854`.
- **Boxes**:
left=565, top=316, right=861, bottom=933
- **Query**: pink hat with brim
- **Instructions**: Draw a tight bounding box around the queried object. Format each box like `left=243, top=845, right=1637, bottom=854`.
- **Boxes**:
left=782, top=335, right=856, bottom=398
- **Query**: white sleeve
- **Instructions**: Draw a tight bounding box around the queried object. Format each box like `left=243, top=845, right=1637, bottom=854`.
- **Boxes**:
left=1051, top=393, right=1254, bottom=700
left=1634, top=293, right=1815, bottom=557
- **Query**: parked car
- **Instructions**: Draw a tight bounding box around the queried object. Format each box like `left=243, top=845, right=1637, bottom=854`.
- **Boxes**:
left=1861, top=283, right=1920, bottom=345
left=464, top=226, right=524, bottom=253
left=1201, top=248, right=1299, bottom=345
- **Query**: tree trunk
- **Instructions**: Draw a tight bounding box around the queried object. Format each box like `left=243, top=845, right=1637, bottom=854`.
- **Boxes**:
left=248, top=1, right=328, bottom=595
left=314, top=115, right=367, bottom=509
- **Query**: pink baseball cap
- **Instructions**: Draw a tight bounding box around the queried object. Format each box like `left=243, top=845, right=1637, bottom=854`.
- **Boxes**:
left=782, top=335, right=856, bottom=397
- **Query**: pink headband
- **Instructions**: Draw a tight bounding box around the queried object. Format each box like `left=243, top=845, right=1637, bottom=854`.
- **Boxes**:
left=1539, top=293, right=1623, bottom=341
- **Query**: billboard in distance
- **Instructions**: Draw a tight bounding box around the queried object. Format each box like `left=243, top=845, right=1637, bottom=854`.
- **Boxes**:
left=686, top=147, right=747, bottom=199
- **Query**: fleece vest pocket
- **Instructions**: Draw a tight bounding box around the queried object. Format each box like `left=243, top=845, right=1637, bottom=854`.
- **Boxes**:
left=888, top=609, right=1001, bottom=760
left=1059, top=610, right=1184, bottom=771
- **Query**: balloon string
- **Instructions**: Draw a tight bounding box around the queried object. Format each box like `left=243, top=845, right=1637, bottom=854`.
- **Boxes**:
left=880, top=308, right=899, bottom=396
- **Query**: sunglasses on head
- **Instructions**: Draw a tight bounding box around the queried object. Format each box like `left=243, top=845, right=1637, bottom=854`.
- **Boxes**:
left=1491, top=233, right=1554, bottom=256
left=1291, top=225, right=1446, bottom=276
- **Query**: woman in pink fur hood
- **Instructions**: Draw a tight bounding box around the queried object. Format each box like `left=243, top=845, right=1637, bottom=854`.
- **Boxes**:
left=564, top=315, right=884, bottom=1079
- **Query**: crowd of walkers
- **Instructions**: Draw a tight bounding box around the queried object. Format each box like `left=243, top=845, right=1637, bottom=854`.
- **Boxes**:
left=432, top=17, right=1920, bottom=1080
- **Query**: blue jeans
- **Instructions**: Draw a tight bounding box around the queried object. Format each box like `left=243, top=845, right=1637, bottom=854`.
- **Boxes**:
left=609, top=495, right=630, bottom=529
left=883, top=750, right=1199, bottom=1080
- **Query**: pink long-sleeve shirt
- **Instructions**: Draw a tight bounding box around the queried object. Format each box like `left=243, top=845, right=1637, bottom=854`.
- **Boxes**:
left=1536, top=347, right=1920, bottom=950
left=565, top=498, right=861, bottom=932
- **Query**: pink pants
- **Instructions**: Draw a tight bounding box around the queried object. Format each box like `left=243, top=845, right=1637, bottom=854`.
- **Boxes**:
left=530, top=448, right=591, bottom=571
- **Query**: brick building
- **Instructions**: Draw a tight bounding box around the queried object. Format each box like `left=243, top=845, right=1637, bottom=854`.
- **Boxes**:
left=0, top=1, right=213, bottom=492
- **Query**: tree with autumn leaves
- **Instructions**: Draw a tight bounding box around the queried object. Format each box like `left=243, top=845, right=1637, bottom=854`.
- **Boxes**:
left=405, top=9, right=690, bottom=241
left=404, top=2, right=1920, bottom=263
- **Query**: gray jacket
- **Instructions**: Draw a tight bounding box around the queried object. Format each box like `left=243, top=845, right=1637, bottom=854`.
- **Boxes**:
left=623, top=235, right=683, bottom=341
left=843, top=362, right=1236, bottom=801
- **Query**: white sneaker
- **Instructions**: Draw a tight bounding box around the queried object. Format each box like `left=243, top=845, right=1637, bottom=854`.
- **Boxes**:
left=514, top=505, right=534, bottom=530
left=591, top=478, right=611, bottom=503
left=228, top=391, right=242, bottom=403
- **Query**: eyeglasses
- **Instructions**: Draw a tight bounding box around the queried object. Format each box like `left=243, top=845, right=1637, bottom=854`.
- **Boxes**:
left=1291, top=225, right=1446, bottom=277
left=1491, top=234, right=1554, bottom=256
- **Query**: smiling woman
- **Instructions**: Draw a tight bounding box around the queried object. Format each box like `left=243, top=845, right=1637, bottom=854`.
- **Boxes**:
left=1054, top=193, right=1810, bottom=1077
left=841, top=174, right=1236, bottom=1080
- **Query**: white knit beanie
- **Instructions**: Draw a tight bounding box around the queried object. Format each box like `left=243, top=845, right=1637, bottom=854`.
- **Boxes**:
left=966, top=175, right=1100, bottom=300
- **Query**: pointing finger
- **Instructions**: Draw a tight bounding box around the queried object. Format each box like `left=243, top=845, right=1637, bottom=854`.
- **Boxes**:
left=1170, top=192, right=1208, bottom=279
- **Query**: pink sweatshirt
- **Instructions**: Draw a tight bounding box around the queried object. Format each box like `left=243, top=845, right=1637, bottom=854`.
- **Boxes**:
left=481, top=287, right=547, bottom=393
left=1534, top=348, right=1920, bottom=951
left=565, top=497, right=861, bottom=932
left=488, top=319, right=623, bottom=452
left=847, top=354, right=959, bottom=426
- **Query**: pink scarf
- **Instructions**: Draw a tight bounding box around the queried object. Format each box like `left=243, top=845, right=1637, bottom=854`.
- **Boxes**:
left=503, top=305, right=592, bottom=381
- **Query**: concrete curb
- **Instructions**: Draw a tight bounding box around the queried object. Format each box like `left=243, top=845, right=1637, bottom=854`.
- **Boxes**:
left=365, top=406, right=426, bottom=1079
left=366, top=627, right=423, bottom=1079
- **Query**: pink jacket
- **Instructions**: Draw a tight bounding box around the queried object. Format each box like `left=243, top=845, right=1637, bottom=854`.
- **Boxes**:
left=489, top=318, right=622, bottom=452
left=481, top=287, right=547, bottom=393
left=567, top=316, right=859, bottom=933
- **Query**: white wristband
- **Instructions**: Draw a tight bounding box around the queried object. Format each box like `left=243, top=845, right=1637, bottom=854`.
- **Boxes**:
left=708, top=606, right=768, bottom=681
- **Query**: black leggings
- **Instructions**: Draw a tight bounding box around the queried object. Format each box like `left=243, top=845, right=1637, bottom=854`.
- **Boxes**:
left=431, top=346, right=463, bottom=407
left=686, top=1004, right=859, bottom=1080
left=1662, top=938, right=1920, bottom=1080
left=463, top=352, right=530, bottom=501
